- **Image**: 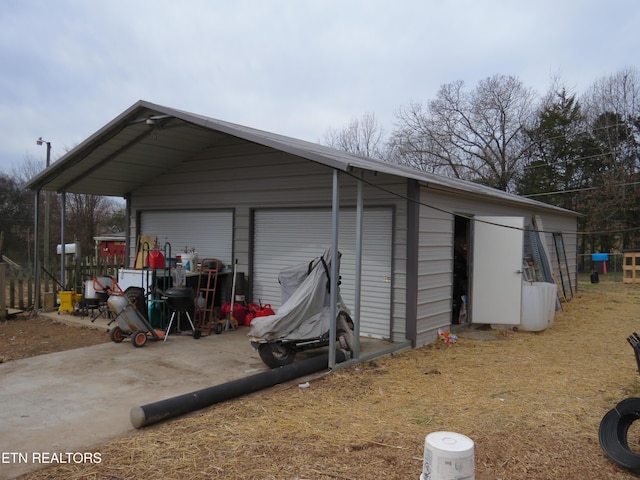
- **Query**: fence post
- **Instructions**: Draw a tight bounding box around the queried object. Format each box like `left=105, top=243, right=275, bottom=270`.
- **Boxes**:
left=9, top=278, right=15, bottom=310
left=0, top=261, right=6, bottom=321
left=18, top=273, right=25, bottom=310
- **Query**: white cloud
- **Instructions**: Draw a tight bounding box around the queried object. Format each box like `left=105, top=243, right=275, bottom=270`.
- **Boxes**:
left=1, top=0, right=638, bottom=172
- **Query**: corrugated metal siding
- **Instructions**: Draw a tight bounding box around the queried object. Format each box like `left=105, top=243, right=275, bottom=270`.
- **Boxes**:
left=128, top=145, right=408, bottom=342
left=416, top=202, right=454, bottom=346
left=139, top=210, right=233, bottom=265
left=252, top=208, right=393, bottom=340
left=414, top=187, right=578, bottom=346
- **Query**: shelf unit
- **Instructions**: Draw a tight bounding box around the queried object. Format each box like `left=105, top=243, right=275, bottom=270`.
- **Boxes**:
left=142, top=241, right=172, bottom=328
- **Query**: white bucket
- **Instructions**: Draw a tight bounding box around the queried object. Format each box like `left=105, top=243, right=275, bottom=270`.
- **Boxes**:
left=420, top=431, right=474, bottom=480
left=179, top=252, right=197, bottom=272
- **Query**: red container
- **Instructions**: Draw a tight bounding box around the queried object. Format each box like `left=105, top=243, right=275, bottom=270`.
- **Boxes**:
left=256, top=304, right=275, bottom=317
left=146, top=249, right=165, bottom=269
left=233, top=304, right=248, bottom=325
left=222, top=302, right=249, bottom=325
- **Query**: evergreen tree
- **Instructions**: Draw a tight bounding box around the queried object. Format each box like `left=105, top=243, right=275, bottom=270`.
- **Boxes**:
left=517, top=88, right=588, bottom=211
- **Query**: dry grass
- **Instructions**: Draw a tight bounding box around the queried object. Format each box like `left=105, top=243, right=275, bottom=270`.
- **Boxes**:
left=18, top=280, right=640, bottom=479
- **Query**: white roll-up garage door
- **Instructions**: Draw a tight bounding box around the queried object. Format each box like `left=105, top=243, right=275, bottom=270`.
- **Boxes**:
left=140, top=210, right=233, bottom=266
left=252, top=208, right=392, bottom=339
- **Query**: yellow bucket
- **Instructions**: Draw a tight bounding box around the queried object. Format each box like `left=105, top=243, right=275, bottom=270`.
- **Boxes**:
left=58, top=291, right=77, bottom=313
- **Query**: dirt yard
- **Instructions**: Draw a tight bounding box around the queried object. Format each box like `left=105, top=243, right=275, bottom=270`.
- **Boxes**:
left=0, top=313, right=109, bottom=363
left=6, top=280, right=640, bottom=479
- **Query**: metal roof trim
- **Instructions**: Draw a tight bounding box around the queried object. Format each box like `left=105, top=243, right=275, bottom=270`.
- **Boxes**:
left=25, top=100, right=154, bottom=189
left=23, top=100, right=578, bottom=217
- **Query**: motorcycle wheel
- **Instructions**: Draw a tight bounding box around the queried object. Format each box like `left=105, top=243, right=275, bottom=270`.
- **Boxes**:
left=258, top=342, right=296, bottom=368
left=337, top=311, right=355, bottom=353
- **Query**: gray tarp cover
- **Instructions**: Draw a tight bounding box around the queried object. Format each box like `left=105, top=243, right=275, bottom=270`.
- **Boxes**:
left=248, top=249, right=350, bottom=341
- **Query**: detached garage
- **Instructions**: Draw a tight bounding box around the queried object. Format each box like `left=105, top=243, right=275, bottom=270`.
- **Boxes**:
left=26, top=100, right=579, bottom=361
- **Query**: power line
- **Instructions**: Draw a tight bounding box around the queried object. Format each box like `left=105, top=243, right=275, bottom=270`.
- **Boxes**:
left=527, top=120, right=632, bottom=144
left=523, top=180, right=640, bottom=198
left=522, top=151, right=610, bottom=170
left=346, top=169, right=638, bottom=237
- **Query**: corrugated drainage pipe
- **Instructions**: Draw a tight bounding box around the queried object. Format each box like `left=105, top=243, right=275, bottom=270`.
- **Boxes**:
left=130, top=349, right=348, bottom=429
left=599, top=397, right=640, bottom=470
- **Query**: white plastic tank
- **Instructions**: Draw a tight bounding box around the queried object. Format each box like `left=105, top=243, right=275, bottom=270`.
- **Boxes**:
left=520, top=282, right=557, bottom=331
left=492, top=281, right=558, bottom=332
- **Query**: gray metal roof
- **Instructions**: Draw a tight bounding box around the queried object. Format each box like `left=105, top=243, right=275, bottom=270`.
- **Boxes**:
left=25, top=100, right=576, bottom=216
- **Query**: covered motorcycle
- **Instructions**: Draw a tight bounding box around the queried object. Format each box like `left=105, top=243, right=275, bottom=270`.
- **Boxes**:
left=249, top=248, right=354, bottom=368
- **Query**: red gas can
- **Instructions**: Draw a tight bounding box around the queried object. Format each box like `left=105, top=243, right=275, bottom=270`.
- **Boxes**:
left=146, top=249, right=165, bottom=269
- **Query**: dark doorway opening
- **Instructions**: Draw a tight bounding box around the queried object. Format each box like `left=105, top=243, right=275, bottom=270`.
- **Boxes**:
left=452, top=215, right=471, bottom=324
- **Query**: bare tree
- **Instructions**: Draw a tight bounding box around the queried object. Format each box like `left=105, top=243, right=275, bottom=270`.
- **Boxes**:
left=582, top=67, right=639, bottom=121
left=390, top=75, right=538, bottom=191
left=65, top=194, right=121, bottom=257
left=581, top=67, right=640, bottom=176
left=579, top=67, right=640, bottom=249
left=14, top=146, right=126, bottom=259
left=11, top=154, right=47, bottom=186
left=322, top=112, right=387, bottom=159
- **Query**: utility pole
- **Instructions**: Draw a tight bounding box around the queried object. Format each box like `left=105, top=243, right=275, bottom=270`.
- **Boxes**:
left=36, top=137, right=51, bottom=272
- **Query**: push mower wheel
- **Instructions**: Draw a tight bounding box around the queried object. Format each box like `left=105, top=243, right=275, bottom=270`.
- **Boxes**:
left=214, top=322, right=223, bottom=334
left=109, top=326, right=125, bottom=343
left=132, top=330, right=148, bottom=348
left=193, top=330, right=202, bottom=339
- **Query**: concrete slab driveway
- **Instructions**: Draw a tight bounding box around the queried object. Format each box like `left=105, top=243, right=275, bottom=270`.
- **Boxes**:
left=0, top=323, right=269, bottom=479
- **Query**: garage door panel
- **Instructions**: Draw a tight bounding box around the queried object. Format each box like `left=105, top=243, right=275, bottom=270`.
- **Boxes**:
left=253, top=209, right=392, bottom=339
left=140, top=210, right=233, bottom=265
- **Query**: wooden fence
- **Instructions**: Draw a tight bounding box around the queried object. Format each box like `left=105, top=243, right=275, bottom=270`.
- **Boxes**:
left=2, top=256, right=125, bottom=313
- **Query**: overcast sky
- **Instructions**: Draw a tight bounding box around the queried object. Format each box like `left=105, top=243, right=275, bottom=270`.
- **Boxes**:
left=1, top=0, right=638, bottom=175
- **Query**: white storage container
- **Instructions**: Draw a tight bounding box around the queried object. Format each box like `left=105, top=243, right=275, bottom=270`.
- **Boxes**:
left=117, top=269, right=147, bottom=292
left=520, top=281, right=557, bottom=331
left=492, top=281, right=558, bottom=332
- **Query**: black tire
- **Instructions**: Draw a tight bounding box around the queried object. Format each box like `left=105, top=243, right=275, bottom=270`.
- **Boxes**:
left=599, top=397, right=640, bottom=470
left=258, top=342, right=296, bottom=368
left=214, top=322, right=223, bottom=334
left=132, top=330, right=148, bottom=348
left=109, top=326, right=125, bottom=343
left=193, top=330, right=202, bottom=339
